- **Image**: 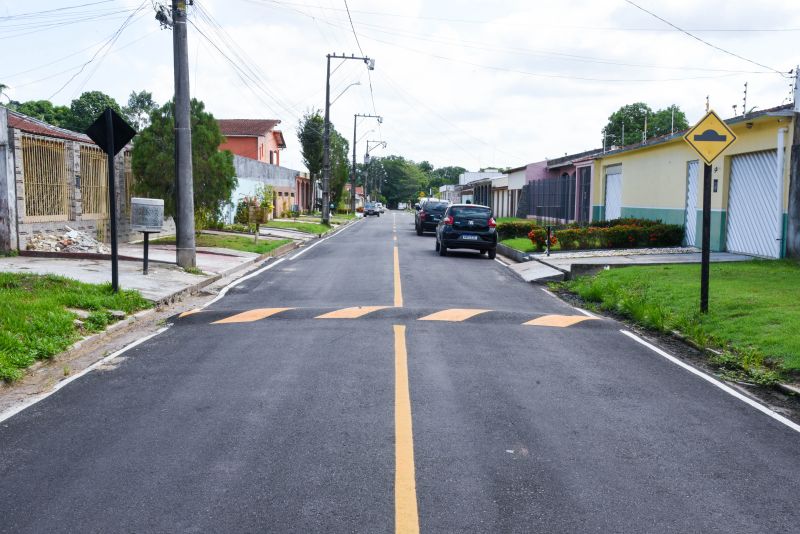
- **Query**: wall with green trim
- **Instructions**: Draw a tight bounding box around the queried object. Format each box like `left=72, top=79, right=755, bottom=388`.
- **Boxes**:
left=620, top=207, right=685, bottom=225
left=592, top=205, right=604, bottom=221
left=692, top=210, right=727, bottom=252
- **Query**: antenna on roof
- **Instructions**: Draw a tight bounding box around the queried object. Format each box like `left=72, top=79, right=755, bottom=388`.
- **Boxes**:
left=705, top=95, right=709, bottom=113
left=742, top=82, right=748, bottom=117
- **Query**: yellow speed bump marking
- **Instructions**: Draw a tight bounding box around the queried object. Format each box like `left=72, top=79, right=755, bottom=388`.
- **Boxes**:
left=315, top=306, right=389, bottom=319
left=394, top=325, right=420, bottom=533
left=418, top=308, right=491, bottom=322
left=523, top=314, right=597, bottom=327
left=179, top=308, right=203, bottom=318
left=212, top=308, right=293, bottom=324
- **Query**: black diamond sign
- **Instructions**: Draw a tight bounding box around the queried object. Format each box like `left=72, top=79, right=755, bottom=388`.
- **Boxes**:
left=85, top=107, right=136, bottom=156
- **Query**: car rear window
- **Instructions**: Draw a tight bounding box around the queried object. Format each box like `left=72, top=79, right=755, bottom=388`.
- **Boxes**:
left=425, top=201, right=448, bottom=212
left=450, top=206, right=491, bottom=217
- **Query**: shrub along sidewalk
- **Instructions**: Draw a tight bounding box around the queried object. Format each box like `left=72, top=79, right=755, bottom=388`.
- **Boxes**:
left=0, top=273, right=151, bottom=381
left=558, top=260, right=800, bottom=385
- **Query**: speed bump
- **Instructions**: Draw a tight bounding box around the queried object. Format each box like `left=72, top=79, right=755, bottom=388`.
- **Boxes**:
left=212, top=308, right=293, bottom=324
left=418, top=309, right=492, bottom=322
left=522, top=315, right=596, bottom=327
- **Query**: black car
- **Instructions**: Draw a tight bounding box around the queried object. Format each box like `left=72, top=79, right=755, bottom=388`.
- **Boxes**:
left=414, top=199, right=449, bottom=235
left=435, top=203, right=497, bottom=259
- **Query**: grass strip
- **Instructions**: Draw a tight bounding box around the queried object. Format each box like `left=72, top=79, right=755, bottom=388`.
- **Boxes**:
left=558, top=260, right=800, bottom=384
left=500, top=237, right=539, bottom=253
left=264, top=221, right=331, bottom=235
left=0, top=273, right=151, bottom=381
left=153, top=234, right=291, bottom=255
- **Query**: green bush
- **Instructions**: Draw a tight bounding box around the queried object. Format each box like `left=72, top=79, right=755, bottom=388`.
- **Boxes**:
left=529, top=220, right=683, bottom=251
left=497, top=220, right=540, bottom=240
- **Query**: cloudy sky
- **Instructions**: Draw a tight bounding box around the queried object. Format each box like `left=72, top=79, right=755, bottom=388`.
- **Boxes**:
left=2, top=0, right=798, bottom=172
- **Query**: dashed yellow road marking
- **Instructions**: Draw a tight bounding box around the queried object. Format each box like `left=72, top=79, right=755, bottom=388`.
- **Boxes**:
left=419, top=308, right=492, bottom=322
left=179, top=309, right=203, bottom=318
left=523, top=314, right=597, bottom=327
left=394, top=247, right=403, bottom=308
left=315, top=306, right=390, bottom=319
left=212, top=308, right=293, bottom=324
left=394, top=325, right=420, bottom=534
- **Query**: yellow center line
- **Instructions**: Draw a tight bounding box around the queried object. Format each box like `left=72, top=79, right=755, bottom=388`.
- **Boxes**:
left=315, top=306, right=389, bottom=319
left=212, top=308, right=293, bottom=324
left=419, top=308, right=492, bottom=322
left=523, top=314, right=598, bottom=327
left=394, top=246, right=403, bottom=308
left=394, top=325, right=420, bottom=534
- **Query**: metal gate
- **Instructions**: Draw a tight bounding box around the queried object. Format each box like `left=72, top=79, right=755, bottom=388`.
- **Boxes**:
left=684, top=160, right=699, bottom=247
left=577, top=166, right=591, bottom=223
left=604, top=165, right=622, bottom=220
left=726, top=149, right=780, bottom=258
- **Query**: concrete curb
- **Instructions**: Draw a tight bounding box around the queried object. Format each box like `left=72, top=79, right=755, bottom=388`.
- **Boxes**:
left=496, top=243, right=532, bottom=263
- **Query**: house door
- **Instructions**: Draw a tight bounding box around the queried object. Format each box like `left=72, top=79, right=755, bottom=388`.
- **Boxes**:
left=726, top=149, right=780, bottom=258
left=577, top=166, right=591, bottom=223
left=604, top=165, right=622, bottom=220
left=684, top=160, right=699, bottom=247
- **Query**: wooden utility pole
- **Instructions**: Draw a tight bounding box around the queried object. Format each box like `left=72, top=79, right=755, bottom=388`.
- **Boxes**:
left=787, top=68, right=800, bottom=258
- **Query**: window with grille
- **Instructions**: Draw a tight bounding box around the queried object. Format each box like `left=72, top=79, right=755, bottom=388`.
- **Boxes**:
left=80, top=145, right=108, bottom=217
left=21, top=135, right=70, bottom=221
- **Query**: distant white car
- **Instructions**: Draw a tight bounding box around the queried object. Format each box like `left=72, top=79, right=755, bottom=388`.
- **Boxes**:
left=376, top=202, right=385, bottom=213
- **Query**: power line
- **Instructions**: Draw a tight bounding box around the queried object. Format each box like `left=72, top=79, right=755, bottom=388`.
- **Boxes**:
left=623, top=0, right=790, bottom=76
left=341, top=0, right=363, bottom=56
left=0, top=1, right=116, bottom=21
left=47, top=2, right=147, bottom=99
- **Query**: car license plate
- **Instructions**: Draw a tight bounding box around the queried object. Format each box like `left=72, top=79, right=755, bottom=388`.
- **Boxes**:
left=461, top=234, right=478, bottom=240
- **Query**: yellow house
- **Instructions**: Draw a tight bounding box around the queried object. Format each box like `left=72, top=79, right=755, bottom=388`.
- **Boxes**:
left=591, top=104, right=795, bottom=258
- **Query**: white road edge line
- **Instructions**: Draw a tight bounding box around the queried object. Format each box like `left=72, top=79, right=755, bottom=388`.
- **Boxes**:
left=620, top=329, right=800, bottom=434
left=493, top=258, right=507, bottom=266
left=202, top=257, right=286, bottom=309
left=0, top=327, right=169, bottom=425
left=289, top=218, right=360, bottom=261
left=574, top=307, right=598, bottom=318
left=540, top=287, right=563, bottom=301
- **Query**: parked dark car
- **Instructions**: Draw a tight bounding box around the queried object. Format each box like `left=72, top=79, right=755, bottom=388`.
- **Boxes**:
left=415, top=199, right=449, bottom=235
left=364, top=202, right=380, bottom=216
left=435, top=203, right=497, bottom=259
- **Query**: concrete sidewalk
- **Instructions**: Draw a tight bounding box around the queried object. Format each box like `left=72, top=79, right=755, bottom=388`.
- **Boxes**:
left=0, top=242, right=294, bottom=302
left=505, top=247, right=756, bottom=283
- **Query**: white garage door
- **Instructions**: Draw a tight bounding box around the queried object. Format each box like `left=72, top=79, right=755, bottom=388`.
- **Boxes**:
left=684, top=161, right=699, bottom=247
left=726, top=149, right=780, bottom=258
left=605, top=166, right=622, bottom=220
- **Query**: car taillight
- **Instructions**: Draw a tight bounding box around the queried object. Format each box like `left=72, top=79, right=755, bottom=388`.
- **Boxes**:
left=444, top=215, right=454, bottom=225
left=488, top=217, right=496, bottom=228
left=419, top=211, right=426, bottom=221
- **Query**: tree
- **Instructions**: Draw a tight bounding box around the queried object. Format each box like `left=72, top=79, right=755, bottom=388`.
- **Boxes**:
left=329, top=129, right=350, bottom=208
left=12, top=100, right=72, bottom=127
left=297, top=110, right=324, bottom=193
left=604, top=102, right=689, bottom=147
left=131, top=98, right=236, bottom=224
left=123, top=90, right=157, bottom=131
left=649, top=105, right=688, bottom=138
left=65, top=90, right=122, bottom=132
left=0, top=83, right=9, bottom=103
left=379, top=155, right=428, bottom=208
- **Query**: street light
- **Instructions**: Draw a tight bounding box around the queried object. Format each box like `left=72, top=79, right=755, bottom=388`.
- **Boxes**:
left=364, top=140, right=387, bottom=202
left=351, top=114, right=382, bottom=212
left=322, top=53, right=375, bottom=225
left=330, top=81, right=361, bottom=106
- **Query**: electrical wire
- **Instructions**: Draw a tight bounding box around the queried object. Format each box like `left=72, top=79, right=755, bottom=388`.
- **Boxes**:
left=623, top=0, right=790, bottom=76
left=47, top=2, right=148, bottom=99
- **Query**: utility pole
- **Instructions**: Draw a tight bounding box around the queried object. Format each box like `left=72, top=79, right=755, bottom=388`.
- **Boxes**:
left=787, top=67, right=800, bottom=257
left=351, top=114, right=382, bottom=212
left=172, top=0, right=195, bottom=267
left=322, top=53, right=375, bottom=225
left=364, top=140, right=386, bottom=203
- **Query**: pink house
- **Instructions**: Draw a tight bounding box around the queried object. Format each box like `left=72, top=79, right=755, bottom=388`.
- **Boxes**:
left=218, top=119, right=286, bottom=165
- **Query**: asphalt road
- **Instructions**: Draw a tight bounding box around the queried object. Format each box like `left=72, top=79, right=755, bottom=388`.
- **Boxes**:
left=1, top=211, right=799, bottom=533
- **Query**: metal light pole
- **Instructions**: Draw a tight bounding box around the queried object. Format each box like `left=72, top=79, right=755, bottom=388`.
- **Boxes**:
left=364, top=140, right=386, bottom=203
left=172, top=0, right=195, bottom=267
left=322, top=53, right=375, bottom=225
left=351, top=114, right=382, bottom=212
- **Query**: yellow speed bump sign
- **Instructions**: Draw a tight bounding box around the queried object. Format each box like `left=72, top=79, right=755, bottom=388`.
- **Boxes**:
left=683, top=110, right=736, bottom=165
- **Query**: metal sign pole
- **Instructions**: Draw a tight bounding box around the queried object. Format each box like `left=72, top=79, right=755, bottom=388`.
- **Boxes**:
left=104, top=109, right=119, bottom=292
left=700, top=163, right=712, bottom=313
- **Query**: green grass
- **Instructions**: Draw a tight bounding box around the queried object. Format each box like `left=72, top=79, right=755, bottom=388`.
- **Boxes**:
left=500, top=238, right=538, bottom=253
left=559, top=260, right=800, bottom=383
left=496, top=217, right=531, bottom=223
left=0, top=273, right=151, bottom=381
left=153, top=234, right=291, bottom=255
left=265, top=220, right=331, bottom=235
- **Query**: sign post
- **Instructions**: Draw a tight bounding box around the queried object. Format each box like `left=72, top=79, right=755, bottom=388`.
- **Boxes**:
left=85, top=108, right=137, bottom=292
left=683, top=110, right=736, bottom=313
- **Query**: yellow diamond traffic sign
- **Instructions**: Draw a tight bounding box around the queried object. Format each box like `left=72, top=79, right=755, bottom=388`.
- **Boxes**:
left=683, top=110, right=736, bottom=165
